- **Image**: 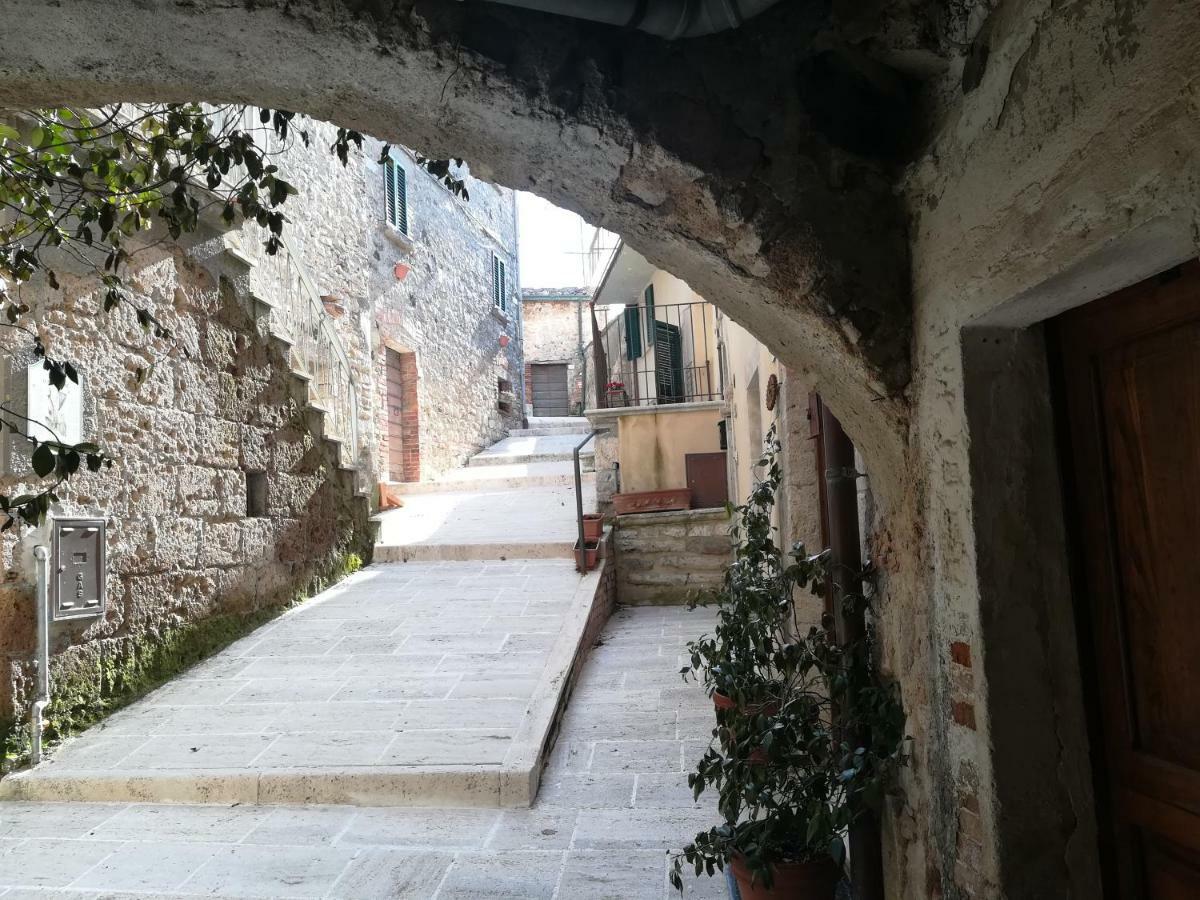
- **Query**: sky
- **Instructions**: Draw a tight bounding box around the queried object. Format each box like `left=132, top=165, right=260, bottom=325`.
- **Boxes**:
left=516, top=192, right=596, bottom=289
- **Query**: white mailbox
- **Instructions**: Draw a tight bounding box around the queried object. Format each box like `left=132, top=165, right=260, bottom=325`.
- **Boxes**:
left=51, top=518, right=106, bottom=621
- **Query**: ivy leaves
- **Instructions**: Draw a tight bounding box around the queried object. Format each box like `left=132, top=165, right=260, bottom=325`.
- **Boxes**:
left=0, top=102, right=366, bottom=527
left=669, top=425, right=907, bottom=893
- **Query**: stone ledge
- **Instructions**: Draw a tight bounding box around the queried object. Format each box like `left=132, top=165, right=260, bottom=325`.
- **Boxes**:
left=615, top=507, right=731, bottom=527
left=584, top=399, right=727, bottom=424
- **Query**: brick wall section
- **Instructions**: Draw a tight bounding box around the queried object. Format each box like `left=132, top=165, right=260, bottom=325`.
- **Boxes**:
left=615, top=508, right=732, bottom=605
left=397, top=351, right=421, bottom=482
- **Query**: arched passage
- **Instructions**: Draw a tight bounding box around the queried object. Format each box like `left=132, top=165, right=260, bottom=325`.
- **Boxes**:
left=0, top=0, right=915, bottom=505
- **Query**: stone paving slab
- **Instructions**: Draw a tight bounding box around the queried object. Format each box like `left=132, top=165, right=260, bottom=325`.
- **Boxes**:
left=0, top=560, right=605, bottom=809
left=0, top=606, right=727, bottom=899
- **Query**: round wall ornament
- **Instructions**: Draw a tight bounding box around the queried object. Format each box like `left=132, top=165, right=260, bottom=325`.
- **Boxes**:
left=765, top=373, right=780, bottom=411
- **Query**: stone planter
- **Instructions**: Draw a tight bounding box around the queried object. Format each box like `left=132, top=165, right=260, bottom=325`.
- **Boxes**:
left=612, top=488, right=692, bottom=516
left=729, top=854, right=842, bottom=900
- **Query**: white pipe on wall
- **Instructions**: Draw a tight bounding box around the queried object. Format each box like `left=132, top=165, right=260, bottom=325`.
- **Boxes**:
left=30, top=544, right=50, bottom=765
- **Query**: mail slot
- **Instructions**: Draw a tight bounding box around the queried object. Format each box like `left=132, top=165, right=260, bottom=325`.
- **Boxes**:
left=51, top=517, right=106, bottom=621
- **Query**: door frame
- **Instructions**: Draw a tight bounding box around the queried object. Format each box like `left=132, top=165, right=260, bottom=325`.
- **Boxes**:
left=957, top=221, right=1199, bottom=898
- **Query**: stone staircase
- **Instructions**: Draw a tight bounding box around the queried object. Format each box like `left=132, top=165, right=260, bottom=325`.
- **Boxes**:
left=222, top=229, right=369, bottom=502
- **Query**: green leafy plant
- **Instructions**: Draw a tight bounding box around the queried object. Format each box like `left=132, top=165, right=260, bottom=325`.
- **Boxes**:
left=0, top=103, right=372, bottom=529
left=672, top=427, right=908, bottom=893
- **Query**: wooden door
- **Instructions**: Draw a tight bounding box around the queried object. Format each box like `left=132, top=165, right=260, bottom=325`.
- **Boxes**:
left=385, top=348, right=405, bottom=482
left=1054, top=261, right=1200, bottom=898
left=531, top=363, right=569, bottom=416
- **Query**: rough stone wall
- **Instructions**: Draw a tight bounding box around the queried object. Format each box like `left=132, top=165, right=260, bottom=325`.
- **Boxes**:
left=522, top=297, right=586, bottom=411
left=0, top=237, right=371, bottom=753
left=258, top=122, right=524, bottom=482
left=888, top=1, right=1200, bottom=897
left=614, top=509, right=731, bottom=606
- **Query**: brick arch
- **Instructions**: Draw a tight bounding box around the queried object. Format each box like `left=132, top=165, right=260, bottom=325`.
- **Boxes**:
left=0, top=0, right=915, bottom=508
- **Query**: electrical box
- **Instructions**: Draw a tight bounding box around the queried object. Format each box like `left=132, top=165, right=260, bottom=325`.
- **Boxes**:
left=51, top=518, right=106, bottom=621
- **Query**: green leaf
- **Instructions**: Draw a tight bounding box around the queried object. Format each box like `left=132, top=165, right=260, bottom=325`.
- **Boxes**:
left=0, top=124, right=19, bottom=142
left=31, top=443, right=55, bottom=478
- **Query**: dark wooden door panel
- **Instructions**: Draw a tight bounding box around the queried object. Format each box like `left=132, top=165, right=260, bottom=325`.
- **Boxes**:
left=1054, top=260, right=1200, bottom=898
left=532, top=364, right=569, bottom=416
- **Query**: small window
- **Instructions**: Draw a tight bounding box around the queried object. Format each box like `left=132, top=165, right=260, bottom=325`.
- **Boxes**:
left=384, top=156, right=409, bottom=235
left=492, top=253, right=507, bottom=311
left=246, top=471, right=268, bottom=518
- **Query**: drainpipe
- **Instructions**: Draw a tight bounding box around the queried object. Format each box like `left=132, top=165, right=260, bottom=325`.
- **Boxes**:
left=478, top=0, right=782, bottom=38
left=820, top=404, right=884, bottom=900
left=30, top=544, right=50, bottom=765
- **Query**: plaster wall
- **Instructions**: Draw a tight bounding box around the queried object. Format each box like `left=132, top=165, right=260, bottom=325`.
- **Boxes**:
left=892, top=0, right=1200, bottom=896
left=616, top=407, right=722, bottom=494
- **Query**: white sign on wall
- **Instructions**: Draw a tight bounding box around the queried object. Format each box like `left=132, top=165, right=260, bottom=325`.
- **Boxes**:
left=26, top=361, right=83, bottom=445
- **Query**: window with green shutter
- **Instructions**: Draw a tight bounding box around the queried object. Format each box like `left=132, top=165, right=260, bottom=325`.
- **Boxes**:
left=492, top=253, right=507, bottom=311
left=624, top=304, right=643, bottom=360
left=384, top=156, right=409, bottom=235
left=643, top=283, right=655, bottom=349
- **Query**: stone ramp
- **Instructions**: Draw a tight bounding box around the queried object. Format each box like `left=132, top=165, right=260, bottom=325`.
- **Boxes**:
left=0, top=559, right=611, bottom=809
left=386, top=459, right=589, bottom=494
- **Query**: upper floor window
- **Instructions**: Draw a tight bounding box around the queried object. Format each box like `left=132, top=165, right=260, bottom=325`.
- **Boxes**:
left=492, top=252, right=507, bottom=312
left=384, top=155, right=409, bottom=236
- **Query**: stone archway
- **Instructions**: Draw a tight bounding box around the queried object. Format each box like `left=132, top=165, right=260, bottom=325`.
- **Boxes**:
left=0, top=0, right=921, bottom=506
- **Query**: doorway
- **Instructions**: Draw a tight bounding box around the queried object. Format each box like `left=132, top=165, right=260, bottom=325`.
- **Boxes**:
left=385, top=347, right=420, bottom=482
left=1052, top=261, right=1200, bottom=898
left=530, top=363, right=569, bottom=416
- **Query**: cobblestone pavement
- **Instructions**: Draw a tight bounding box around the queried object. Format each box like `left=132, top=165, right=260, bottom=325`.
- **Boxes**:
left=0, top=605, right=726, bottom=899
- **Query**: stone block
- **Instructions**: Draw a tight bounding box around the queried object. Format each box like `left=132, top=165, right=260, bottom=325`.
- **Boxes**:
left=201, top=520, right=243, bottom=568
left=151, top=516, right=202, bottom=569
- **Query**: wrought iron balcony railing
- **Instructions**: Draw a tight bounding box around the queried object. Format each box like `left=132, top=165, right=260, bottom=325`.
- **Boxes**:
left=594, top=300, right=720, bottom=407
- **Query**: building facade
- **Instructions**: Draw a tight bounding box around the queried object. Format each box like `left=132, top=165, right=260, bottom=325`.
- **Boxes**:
left=521, top=286, right=589, bottom=416
left=0, top=113, right=523, bottom=763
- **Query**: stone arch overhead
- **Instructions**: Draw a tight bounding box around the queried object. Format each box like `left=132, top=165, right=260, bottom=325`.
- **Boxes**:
left=0, top=0, right=930, bottom=500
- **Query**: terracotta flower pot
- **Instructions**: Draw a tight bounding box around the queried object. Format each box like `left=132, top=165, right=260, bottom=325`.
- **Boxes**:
left=574, top=539, right=599, bottom=572
left=730, top=854, right=842, bottom=900
left=582, top=513, right=604, bottom=542
left=612, top=488, right=692, bottom=515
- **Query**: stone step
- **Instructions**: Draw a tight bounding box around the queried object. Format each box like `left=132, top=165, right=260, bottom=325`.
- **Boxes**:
left=386, top=463, right=594, bottom=495
left=526, top=416, right=590, bottom=428
left=467, top=450, right=595, bottom=467
left=507, top=426, right=594, bottom=437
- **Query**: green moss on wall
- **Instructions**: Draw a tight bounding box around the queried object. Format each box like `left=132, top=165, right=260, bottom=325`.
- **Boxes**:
left=0, top=543, right=370, bottom=773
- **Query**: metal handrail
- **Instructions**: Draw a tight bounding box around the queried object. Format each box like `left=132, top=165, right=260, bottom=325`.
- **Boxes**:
left=574, top=429, right=601, bottom=573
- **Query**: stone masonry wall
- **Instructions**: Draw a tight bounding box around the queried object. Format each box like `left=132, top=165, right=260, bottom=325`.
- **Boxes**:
left=522, top=297, right=586, bottom=412
left=0, top=235, right=371, bottom=758
left=264, top=121, right=524, bottom=484
left=615, top=509, right=732, bottom=606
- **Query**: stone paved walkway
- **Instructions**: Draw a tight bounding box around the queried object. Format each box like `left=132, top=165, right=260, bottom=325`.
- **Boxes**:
left=0, top=605, right=724, bottom=899
left=0, top=558, right=599, bottom=807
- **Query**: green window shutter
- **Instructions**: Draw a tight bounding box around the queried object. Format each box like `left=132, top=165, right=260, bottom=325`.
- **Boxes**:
left=492, top=253, right=506, bottom=310
left=624, top=305, right=642, bottom=360
left=385, top=157, right=409, bottom=234
left=643, top=283, right=655, bottom=351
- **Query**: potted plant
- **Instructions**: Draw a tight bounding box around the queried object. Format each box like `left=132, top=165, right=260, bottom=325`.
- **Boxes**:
left=673, top=428, right=907, bottom=899
left=604, top=380, right=628, bottom=407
